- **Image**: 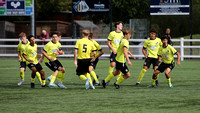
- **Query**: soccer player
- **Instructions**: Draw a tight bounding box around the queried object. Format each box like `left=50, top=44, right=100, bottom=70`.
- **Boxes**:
left=102, top=29, right=135, bottom=89
left=107, top=21, right=124, bottom=83
left=88, top=33, right=104, bottom=86
left=22, top=35, right=46, bottom=88
left=148, top=35, right=180, bottom=88
left=42, top=32, right=66, bottom=88
left=135, top=29, right=162, bottom=86
left=74, top=29, right=97, bottom=89
left=17, top=32, right=42, bottom=86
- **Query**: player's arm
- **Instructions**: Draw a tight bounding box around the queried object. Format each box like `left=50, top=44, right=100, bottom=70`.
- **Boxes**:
left=128, top=50, right=136, bottom=59
left=175, top=52, right=180, bottom=66
left=74, top=49, right=78, bottom=67
left=91, top=49, right=104, bottom=62
left=37, top=54, right=43, bottom=63
left=158, top=55, right=162, bottom=63
left=90, top=50, right=96, bottom=57
left=142, top=47, right=148, bottom=59
left=22, top=53, right=33, bottom=63
left=124, top=47, right=132, bottom=66
left=42, top=50, right=54, bottom=61
left=17, top=51, right=22, bottom=62
left=56, top=48, right=64, bottom=55
left=107, top=40, right=116, bottom=54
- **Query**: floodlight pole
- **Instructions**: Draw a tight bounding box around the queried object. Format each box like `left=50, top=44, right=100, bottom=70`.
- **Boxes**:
left=190, top=0, right=192, bottom=55
left=31, top=0, right=36, bottom=37
left=109, top=0, right=112, bottom=32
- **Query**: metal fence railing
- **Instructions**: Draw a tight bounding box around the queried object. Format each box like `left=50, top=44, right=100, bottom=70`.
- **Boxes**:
left=0, top=38, right=200, bottom=61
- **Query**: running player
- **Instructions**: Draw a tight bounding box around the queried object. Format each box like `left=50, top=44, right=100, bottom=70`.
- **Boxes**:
left=136, top=29, right=162, bottom=86
left=22, top=35, right=46, bottom=88
left=102, top=29, right=135, bottom=89
left=88, top=33, right=104, bottom=86
left=107, top=21, right=124, bottom=84
left=43, top=32, right=66, bottom=88
left=74, top=29, right=97, bottom=89
left=148, top=35, right=180, bottom=88
left=17, top=32, right=42, bottom=86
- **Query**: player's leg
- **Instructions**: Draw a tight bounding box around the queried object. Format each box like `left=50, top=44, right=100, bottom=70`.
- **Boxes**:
left=18, top=62, right=26, bottom=86
left=57, top=66, right=66, bottom=88
left=36, top=63, right=46, bottom=87
left=30, top=66, right=37, bottom=88
left=136, top=58, right=150, bottom=86
left=165, top=68, right=173, bottom=88
left=89, top=65, right=99, bottom=86
left=102, top=69, right=121, bottom=88
left=153, top=58, right=160, bottom=86
left=85, top=73, right=95, bottom=89
left=35, top=72, right=42, bottom=85
left=45, top=61, right=58, bottom=87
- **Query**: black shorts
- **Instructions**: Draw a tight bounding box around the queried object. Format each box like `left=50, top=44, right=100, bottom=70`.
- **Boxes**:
left=91, top=58, right=99, bottom=69
left=116, top=61, right=129, bottom=74
left=157, top=62, right=175, bottom=73
left=76, top=59, right=92, bottom=75
left=110, top=52, right=117, bottom=63
left=28, top=63, right=43, bottom=72
left=45, top=60, right=63, bottom=72
left=20, top=61, right=26, bottom=70
left=144, top=57, right=159, bottom=69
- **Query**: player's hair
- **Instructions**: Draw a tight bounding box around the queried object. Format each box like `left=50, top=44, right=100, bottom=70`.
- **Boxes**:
left=161, top=35, right=168, bottom=40
left=19, top=32, right=26, bottom=38
left=27, top=35, right=34, bottom=41
left=51, top=32, right=58, bottom=36
left=150, top=28, right=157, bottom=34
left=82, top=29, right=90, bottom=36
left=89, top=33, right=93, bottom=39
left=122, top=29, right=133, bottom=36
left=114, top=21, right=124, bottom=28
left=57, top=31, right=62, bottom=37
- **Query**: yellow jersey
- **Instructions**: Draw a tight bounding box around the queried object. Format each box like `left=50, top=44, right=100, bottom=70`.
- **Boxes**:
left=75, top=38, right=96, bottom=59
left=17, top=41, right=30, bottom=62
left=143, top=37, right=162, bottom=59
left=23, top=44, right=38, bottom=64
left=91, top=40, right=102, bottom=58
left=43, top=41, right=61, bottom=63
left=107, top=31, right=123, bottom=52
left=158, top=45, right=177, bottom=64
left=116, top=38, right=129, bottom=63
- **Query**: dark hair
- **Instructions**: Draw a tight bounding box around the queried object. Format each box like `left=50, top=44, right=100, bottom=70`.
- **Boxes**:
left=51, top=32, right=58, bottom=36
left=114, top=21, right=124, bottom=28
left=89, top=33, right=93, bottom=39
left=27, top=35, right=34, bottom=41
left=57, top=31, right=62, bottom=37
left=150, top=28, right=157, bottom=34
left=161, top=35, right=168, bottom=40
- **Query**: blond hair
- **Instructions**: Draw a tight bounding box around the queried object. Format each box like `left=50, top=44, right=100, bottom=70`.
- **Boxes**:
left=19, top=32, right=26, bottom=38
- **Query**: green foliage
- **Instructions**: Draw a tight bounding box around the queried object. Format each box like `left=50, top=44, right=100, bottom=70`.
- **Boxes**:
left=0, top=59, right=200, bottom=112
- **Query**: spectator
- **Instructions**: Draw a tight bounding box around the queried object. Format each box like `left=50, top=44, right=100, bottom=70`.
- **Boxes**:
left=163, top=28, right=173, bottom=46
left=39, top=30, right=50, bottom=45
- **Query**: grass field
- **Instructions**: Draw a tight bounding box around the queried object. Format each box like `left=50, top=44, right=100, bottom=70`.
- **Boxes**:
left=0, top=59, right=200, bottom=113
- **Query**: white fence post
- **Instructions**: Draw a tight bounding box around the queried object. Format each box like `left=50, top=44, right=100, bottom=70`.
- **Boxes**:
left=180, top=38, right=184, bottom=61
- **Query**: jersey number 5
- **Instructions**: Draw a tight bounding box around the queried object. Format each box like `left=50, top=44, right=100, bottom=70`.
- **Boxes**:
left=83, top=44, right=87, bottom=53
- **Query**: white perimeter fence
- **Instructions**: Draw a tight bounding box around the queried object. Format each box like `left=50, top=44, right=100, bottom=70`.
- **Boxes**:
left=0, top=38, right=200, bottom=61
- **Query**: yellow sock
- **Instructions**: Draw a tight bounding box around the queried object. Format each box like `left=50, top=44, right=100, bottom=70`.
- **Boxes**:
left=152, top=79, right=156, bottom=85
left=116, top=72, right=122, bottom=80
left=85, top=73, right=92, bottom=84
left=42, top=80, right=46, bottom=85
left=137, top=69, right=147, bottom=83
left=61, top=72, right=65, bottom=83
left=50, top=75, right=56, bottom=83
left=90, top=71, right=98, bottom=82
left=31, top=77, right=35, bottom=83
left=36, top=72, right=42, bottom=83
left=108, top=66, right=114, bottom=74
left=20, top=71, right=25, bottom=80
left=167, top=78, right=171, bottom=84
left=105, top=73, right=114, bottom=83
left=79, top=75, right=87, bottom=81
left=116, top=75, right=125, bottom=85
left=57, top=71, right=62, bottom=82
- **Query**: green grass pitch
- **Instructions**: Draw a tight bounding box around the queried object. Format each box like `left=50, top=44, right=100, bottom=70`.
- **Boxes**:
left=0, top=59, right=200, bottom=113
